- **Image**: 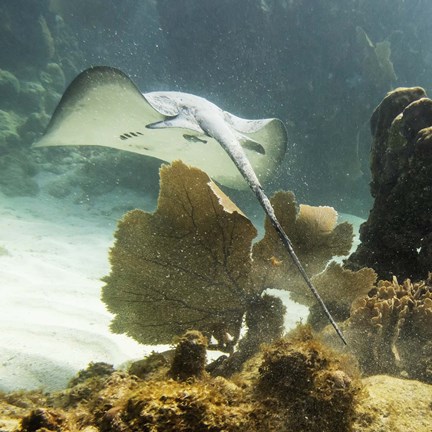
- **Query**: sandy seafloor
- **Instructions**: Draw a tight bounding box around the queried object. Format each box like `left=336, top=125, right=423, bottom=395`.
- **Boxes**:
left=0, top=172, right=364, bottom=392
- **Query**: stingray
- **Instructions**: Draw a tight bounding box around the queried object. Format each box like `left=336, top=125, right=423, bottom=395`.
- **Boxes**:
left=33, top=66, right=346, bottom=344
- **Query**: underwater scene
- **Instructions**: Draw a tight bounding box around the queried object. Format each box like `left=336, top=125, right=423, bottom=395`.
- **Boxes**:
left=0, top=0, right=431, bottom=431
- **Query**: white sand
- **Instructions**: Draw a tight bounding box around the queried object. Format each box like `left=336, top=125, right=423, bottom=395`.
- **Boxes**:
left=0, top=176, right=363, bottom=392
left=0, top=180, right=155, bottom=392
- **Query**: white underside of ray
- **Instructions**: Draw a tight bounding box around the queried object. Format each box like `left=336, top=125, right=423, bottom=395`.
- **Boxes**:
left=34, top=67, right=286, bottom=190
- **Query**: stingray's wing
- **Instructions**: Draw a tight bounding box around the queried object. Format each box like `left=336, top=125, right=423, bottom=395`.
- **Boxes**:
left=34, top=66, right=287, bottom=189
left=33, top=67, right=248, bottom=187
left=33, top=66, right=204, bottom=161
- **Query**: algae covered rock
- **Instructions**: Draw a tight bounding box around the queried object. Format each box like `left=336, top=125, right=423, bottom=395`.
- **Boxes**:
left=0, top=152, right=39, bottom=196
left=20, top=408, right=66, bottom=432
left=168, top=330, right=208, bottom=381
left=256, top=326, right=361, bottom=432
left=0, top=110, right=20, bottom=152
left=353, top=375, right=432, bottom=432
left=99, top=378, right=254, bottom=432
left=3, top=330, right=430, bottom=432
left=0, top=69, right=20, bottom=106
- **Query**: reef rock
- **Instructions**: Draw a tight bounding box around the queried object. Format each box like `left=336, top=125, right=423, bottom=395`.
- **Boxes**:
left=353, top=375, right=432, bottom=432
left=256, top=326, right=361, bottom=432
left=0, top=69, right=20, bottom=107
left=346, top=87, right=432, bottom=280
left=1, top=331, right=431, bottom=432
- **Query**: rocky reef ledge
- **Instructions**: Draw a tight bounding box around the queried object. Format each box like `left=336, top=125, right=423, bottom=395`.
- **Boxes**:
left=1, top=326, right=431, bottom=432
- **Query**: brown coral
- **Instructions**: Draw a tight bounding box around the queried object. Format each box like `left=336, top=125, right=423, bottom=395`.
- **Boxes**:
left=251, top=191, right=353, bottom=300
left=341, top=275, right=432, bottom=382
left=102, top=160, right=257, bottom=350
left=103, top=161, right=358, bottom=357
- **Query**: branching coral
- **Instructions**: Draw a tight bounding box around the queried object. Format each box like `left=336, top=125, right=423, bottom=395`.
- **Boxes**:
left=339, top=275, right=432, bottom=382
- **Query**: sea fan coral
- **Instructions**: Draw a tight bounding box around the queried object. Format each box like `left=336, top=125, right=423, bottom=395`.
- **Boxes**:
left=102, top=161, right=257, bottom=350
left=251, top=192, right=353, bottom=297
left=102, top=160, right=368, bottom=363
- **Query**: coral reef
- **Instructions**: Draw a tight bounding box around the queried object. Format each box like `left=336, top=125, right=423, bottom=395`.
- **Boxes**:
left=98, top=378, right=254, bottom=432
left=102, top=161, right=370, bottom=369
left=346, top=87, right=432, bottom=280
left=0, top=2, right=85, bottom=197
left=1, top=328, right=431, bottom=431
left=0, top=110, right=20, bottom=153
left=324, top=275, right=432, bottom=383
left=356, top=26, right=397, bottom=90
left=1, top=1, right=431, bottom=207
left=42, top=149, right=161, bottom=207
left=0, top=153, right=39, bottom=196
left=0, top=69, right=20, bottom=106
left=0, top=328, right=361, bottom=432
left=156, top=0, right=432, bottom=211
left=20, top=408, right=66, bottom=432
left=208, top=294, right=287, bottom=377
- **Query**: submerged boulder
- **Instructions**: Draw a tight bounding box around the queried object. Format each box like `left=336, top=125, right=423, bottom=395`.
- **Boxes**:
left=347, top=87, right=432, bottom=280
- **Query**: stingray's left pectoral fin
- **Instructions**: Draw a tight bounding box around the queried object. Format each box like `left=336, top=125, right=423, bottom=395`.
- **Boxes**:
left=32, top=66, right=169, bottom=151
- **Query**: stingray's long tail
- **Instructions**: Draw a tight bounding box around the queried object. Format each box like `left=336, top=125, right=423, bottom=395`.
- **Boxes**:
left=253, top=185, right=347, bottom=345
left=209, top=123, right=347, bottom=345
